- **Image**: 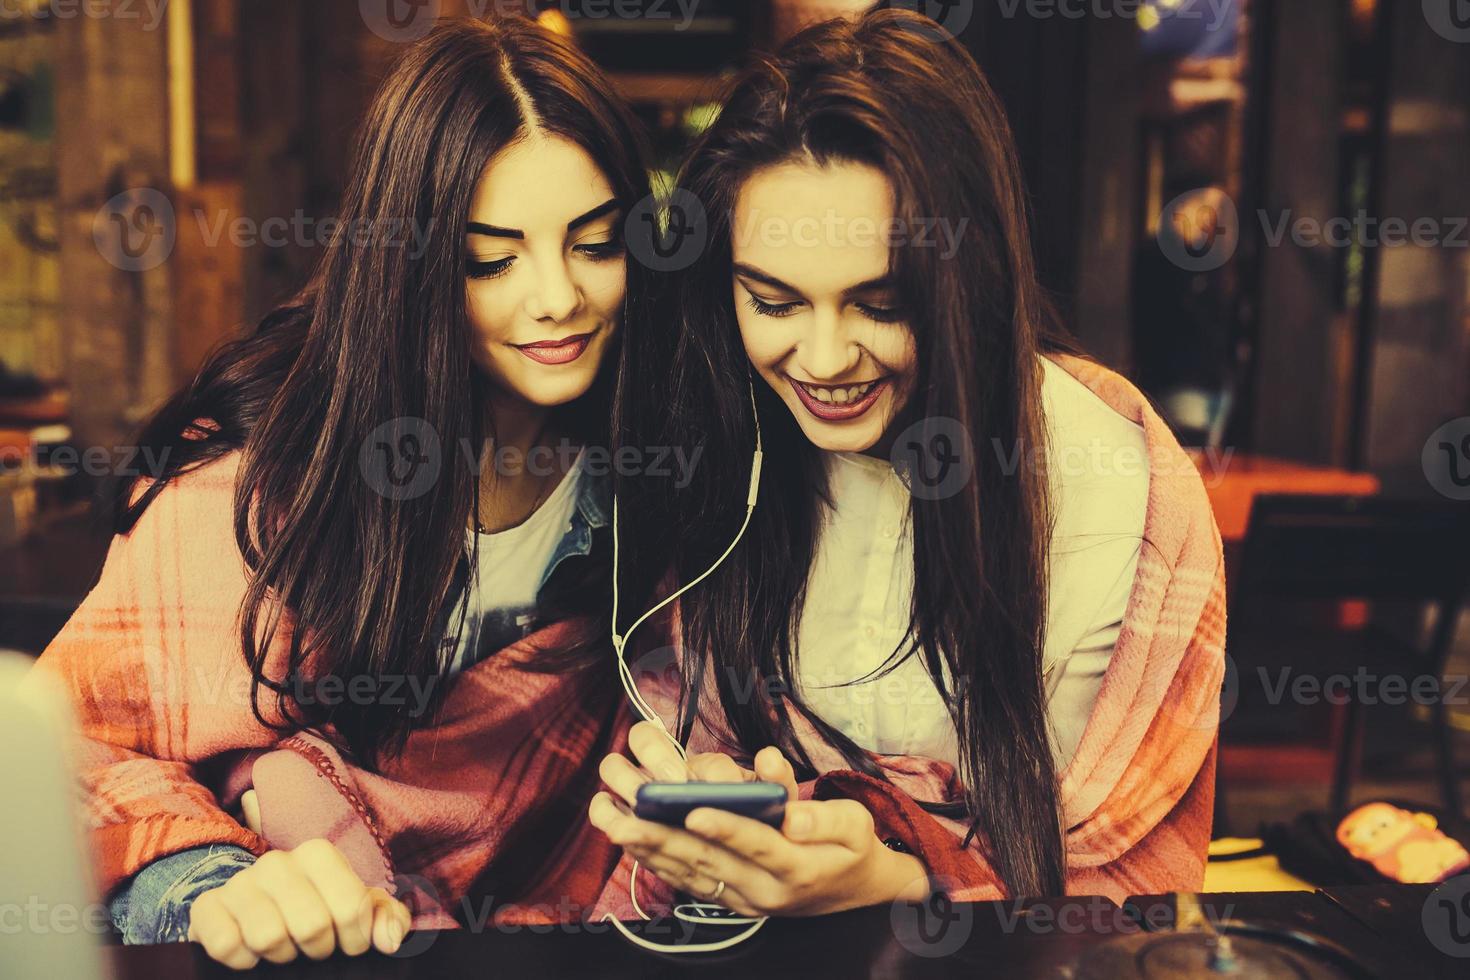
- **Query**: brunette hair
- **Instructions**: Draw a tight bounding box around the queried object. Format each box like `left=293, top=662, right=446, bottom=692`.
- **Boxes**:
left=113, top=16, right=652, bottom=765
left=615, top=9, right=1077, bottom=896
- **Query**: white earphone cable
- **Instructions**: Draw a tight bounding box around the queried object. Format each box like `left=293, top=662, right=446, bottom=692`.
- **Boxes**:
left=603, top=379, right=768, bottom=954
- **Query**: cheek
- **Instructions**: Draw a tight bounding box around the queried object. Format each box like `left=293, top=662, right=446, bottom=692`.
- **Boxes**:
left=466, top=281, right=514, bottom=344
left=579, top=259, right=627, bottom=317
left=734, top=309, right=788, bottom=372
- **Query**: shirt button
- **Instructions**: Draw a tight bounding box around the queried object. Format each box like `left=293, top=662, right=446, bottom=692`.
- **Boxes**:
left=882, top=525, right=897, bottom=539
left=864, top=625, right=877, bottom=638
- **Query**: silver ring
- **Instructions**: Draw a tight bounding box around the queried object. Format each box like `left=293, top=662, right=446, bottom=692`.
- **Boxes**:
left=710, top=879, right=726, bottom=902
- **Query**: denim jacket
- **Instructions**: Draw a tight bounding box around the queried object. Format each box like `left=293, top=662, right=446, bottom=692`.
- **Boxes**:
left=109, top=469, right=609, bottom=943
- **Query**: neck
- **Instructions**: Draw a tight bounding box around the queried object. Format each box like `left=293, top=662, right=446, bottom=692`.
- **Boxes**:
left=484, top=388, right=552, bottom=461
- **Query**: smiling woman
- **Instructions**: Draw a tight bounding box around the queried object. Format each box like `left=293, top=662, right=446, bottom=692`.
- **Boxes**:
left=30, top=14, right=654, bottom=970
left=601, top=7, right=1224, bottom=918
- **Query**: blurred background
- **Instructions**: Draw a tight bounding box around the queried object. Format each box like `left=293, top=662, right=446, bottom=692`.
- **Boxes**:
left=2, top=0, right=1469, bottom=861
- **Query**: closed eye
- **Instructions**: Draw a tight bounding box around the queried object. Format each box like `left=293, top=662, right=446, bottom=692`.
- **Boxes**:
left=856, top=302, right=906, bottom=324
left=574, top=240, right=626, bottom=261
left=467, top=257, right=514, bottom=281
left=746, top=294, right=802, bottom=318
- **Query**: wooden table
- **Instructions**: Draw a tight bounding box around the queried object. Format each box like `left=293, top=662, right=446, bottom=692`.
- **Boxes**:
left=1188, top=450, right=1382, bottom=544
left=107, top=886, right=1466, bottom=978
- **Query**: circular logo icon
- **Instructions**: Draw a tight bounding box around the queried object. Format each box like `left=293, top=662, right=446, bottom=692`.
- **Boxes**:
left=359, top=417, right=442, bottom=501
left=1423, top=874, right=1470, bottom=957
left=1423, top=417, right=1470, bottom=501
left=624, top=188, right=709, bottom=273
left=360, top=0, right=440, bottom=43
left=93, top=188, right=176, bottom=272
left=887, top=0, right=975, bottom=42
left=628, top=645, right=684, bottom=702
left=1157, top=189, right=1239, bottom=272
left=890, top=878, right=974, bottom=958
left=386, top=871, right=441, bottom=958
left=1424, top=0, right=1470, bottom=43
left=889, top=417, right=974, bottom=501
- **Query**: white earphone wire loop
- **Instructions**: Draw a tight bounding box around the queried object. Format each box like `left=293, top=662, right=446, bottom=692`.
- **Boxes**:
left=603, top=376, right=769, bottom=953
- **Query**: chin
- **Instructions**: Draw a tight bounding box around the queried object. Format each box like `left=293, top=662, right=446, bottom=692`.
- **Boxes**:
left=790, top=415, right=884, bottom=455
left=512, top=372, right=600, bottom=408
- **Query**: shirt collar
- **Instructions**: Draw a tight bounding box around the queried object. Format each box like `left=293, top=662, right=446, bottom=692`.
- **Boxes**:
left=574, top=463, right=610, bottom=531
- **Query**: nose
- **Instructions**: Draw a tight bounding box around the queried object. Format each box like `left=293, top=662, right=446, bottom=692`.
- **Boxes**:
left=797, top=307, right=861, bottom=380
left=525, top=254, right=582, bottom=324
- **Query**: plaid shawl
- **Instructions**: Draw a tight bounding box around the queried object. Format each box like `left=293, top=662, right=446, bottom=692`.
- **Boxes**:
left=33, top=354, right=1223, bottom=927
left=590, top=354, right=1227, bottom=916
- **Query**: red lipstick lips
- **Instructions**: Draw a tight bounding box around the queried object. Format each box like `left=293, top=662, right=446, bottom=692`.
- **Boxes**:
left=789, top=377, right=889, bottom=422
left=514, top=332, right=594, bottom=365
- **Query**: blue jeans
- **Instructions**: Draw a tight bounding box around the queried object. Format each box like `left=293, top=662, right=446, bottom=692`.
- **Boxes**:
left=109, top=845, right=256, bottom=944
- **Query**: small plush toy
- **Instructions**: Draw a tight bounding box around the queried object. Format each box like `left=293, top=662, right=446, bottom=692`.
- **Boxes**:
left=1336, top=802, right=1470, bottom=884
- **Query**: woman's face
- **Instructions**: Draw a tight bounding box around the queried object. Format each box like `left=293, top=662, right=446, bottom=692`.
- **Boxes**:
left=465, top=133, right=625, bottom=408
left=731, top=157, right=917, bottom=455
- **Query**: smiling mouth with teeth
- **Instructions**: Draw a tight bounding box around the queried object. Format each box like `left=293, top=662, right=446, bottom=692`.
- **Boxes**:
left=797, top=379, right=880, bottom=404
left=788, top=376, right=890, bottom=420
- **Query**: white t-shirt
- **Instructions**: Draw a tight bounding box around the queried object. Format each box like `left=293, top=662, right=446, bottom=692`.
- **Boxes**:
left=792, top=356, right=1149, bottom=771
left=441, top=449, right=587, bottom=675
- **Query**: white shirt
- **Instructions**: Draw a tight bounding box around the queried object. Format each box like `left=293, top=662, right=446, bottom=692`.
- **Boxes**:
left=792, top=356, right=1149, bottom=771
left=441, top=450, right=587, bottom=675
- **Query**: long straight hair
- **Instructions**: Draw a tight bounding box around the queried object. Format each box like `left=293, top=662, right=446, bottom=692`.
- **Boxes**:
left=615, top=9, right=1077, bottom=896
left=112, top=17, right=653, bottom=766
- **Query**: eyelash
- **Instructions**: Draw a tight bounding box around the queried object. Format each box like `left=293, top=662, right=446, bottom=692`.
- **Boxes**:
left=465, top=239, right=625, bottom=281
left=744, top=295, right=906, bottom=324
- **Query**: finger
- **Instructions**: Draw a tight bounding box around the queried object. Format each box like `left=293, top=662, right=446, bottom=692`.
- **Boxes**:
left=626, top=720, right=690, bottom=782
left=187, top=890, right=259, bottom=971
left=684, top=807, right=800, bottom=876
left=214, top=877, right=298, bottom=965
left=588, top=790, right=638, bottom=839
left=782, top=798, right=874, bottom=848
left=630, top=850, right=762, bottom=918
left=686, top=752, right=751, bottom=783
left=292, top=839, right=376, bottom=957
left=753, top=746, right=799, bottom=802
left=241, top=790, right=262, bottom=835
left=627, top=820, right=780, bottom=902
left=250, top=849, right=337, bottom=960
left=368, top=889, right=410, bottom=955
left=598, top=752, right=651, bottom=806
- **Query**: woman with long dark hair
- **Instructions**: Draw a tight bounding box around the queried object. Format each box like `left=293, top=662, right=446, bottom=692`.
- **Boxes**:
left=589, top=9, right=1225, bottom=917
left=35, top=16, right=651, bottom=967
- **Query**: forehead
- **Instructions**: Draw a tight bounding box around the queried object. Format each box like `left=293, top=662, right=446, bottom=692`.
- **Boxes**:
left=731, top=158, right=895, bottom=293
left=469, top=133, right=614, bottom=227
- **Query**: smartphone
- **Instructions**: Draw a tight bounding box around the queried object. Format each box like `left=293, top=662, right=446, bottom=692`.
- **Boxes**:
left=635, top=781, right=788, bottom=829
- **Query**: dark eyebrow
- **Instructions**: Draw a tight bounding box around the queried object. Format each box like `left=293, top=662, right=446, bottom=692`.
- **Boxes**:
left=566, top=199, right=621, bottom=231
left=465, top=199, right=621, bottom=241
left=733, top=262, right=894, bottom=299
left=466, top=222, right=522, bottom=240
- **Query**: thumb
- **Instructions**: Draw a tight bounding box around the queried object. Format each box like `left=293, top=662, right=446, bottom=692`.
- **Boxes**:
left=240, top=789, right=262, bottom=835
left=367, top=888, right=411, bottom=955
left=754, top=746, right=799, bottom=803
